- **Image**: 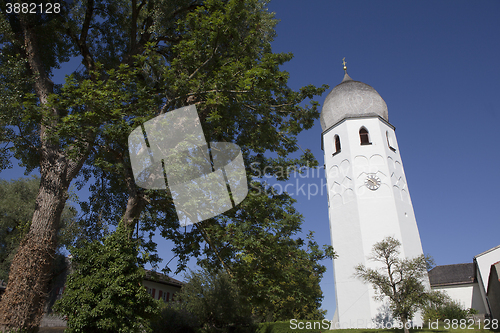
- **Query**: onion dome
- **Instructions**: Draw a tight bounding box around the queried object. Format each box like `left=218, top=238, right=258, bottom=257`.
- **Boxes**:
left=320, top=72, right=388, bottom=132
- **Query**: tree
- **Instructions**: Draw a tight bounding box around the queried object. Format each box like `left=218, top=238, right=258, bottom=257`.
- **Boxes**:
left=0, top=177, right=78, bottom=283
left=0, top=0, right=327, bottom=329
left=52, top=224, right=158, bottom=333
left=150, top=303, right=199, bottom=333
left=422, top=298, right=473, bottom=323
left=175, top=268, right=253, bottom=332
left=354, top=236, right=438, bottom=333
left=189, top=182, right=335, bottom=321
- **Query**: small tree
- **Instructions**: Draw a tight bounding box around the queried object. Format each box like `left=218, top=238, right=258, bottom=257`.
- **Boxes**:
left=423, top=298, right=474, bottom=323
left=354, top=236, right=438, bottom=333
left=53, top=224, right=158, bottom=333
left=176, top=268, right=254, bottom=333
left=150, top=302, right=200, bottom=333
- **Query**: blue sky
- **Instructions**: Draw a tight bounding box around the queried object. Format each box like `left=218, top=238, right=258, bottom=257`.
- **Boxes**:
left=1, top=0, right=499, bottom=319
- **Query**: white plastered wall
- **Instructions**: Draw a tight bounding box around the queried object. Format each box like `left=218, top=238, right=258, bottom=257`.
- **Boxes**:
left=142, top=280, right=181, bottom=302
left=432, top=283, right=488, bottom=314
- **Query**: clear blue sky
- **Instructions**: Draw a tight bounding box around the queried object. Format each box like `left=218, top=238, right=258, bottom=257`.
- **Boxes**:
left=1, top=0, right=499, bottom=319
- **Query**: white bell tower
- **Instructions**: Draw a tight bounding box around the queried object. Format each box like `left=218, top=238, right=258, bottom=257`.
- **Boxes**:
left=321, top=65, right=427, bottom=328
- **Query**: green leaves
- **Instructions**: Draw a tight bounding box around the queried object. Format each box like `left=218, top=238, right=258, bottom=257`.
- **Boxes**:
left=185, top=184, right=335, bottom=321
left=1, top=1, right=331, bottom=328
left=53, top=225, right=159, bottom=333
left=175, top=268, right=253, bottom=330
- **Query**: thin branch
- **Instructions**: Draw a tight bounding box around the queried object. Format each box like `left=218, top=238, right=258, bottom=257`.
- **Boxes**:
left=137, top=0, right=147, bottom=13
left=271, top=103, right=295, bottom=109
left=65, top=135, right=95, bottom=183
left=168, top=1, right=204, bottom=21
left=64, top=3, right=96, bottom=74
left=195, top=223, right=234, bottom=278
left=160, top=89, right=251, bottom=114
left=15, top=124, right=40, bottom=152
left=80, top=0, right=94, bottom=45
left=153, top=36, right=182, bottom=44
left=188, top=45, right=219, bottom=81
left=130, top=0, right=138, bottom=52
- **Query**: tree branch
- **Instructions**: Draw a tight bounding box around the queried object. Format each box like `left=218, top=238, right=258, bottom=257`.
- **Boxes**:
left=168, top=1, right=204, bottom=21
left=196, top=223, right=234, bottom=278
left=78, top=0, right=96, bottom=73
left=130, top=0, right=138, bottom=52
left=188, top=45, right=219, bottom=81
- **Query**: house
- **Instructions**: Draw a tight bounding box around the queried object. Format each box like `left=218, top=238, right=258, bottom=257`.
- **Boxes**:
left=143, top=269, right=184, bottom=302
left=428, top=263, right=487, bottom=313
left=428, top=245, right=500, bottom=319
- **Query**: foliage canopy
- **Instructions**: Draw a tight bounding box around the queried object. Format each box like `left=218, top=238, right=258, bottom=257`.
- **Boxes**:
left=0, top=0, right=329, bottom=329
left=175, top=268, right=254, bottom=332
left=194, top=183, right=335, bottom=321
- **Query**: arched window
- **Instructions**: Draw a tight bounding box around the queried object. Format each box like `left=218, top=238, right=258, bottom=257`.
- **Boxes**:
left=333, top=135, right=341, bottom=156
left=359, top=127, right=371, bottom=145
left=386, top=131, right=396, bottom=152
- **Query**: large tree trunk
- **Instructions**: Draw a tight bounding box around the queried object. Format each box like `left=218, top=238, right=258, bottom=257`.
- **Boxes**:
left=0, top=14, right=88, bottom=332
left=0, top=169, right=68, bottom=332
left=402, top=318, right=410, bottom=333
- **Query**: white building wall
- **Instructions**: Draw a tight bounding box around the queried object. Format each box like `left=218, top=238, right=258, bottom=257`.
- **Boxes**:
left=432, top=283, right=488, bottom=314
left=142, top=280, right=181, bottom=302
left=435, top=285, right=474, bottom=309
left=475, top=247, right=500, bottom=294
left=474, top=246, right=500, bottom=316
left=324, top=116, right=428, bottom=328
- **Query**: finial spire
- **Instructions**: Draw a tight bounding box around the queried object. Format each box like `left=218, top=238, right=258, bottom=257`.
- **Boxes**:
left=340, top=57, right=353, bottom=83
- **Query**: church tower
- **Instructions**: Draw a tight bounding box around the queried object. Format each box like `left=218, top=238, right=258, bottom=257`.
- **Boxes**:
left=321, top=64, right=427, bottom=328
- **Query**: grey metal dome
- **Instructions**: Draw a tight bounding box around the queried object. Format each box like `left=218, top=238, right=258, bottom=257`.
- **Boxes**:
left=320, top=73, right=388, bottom=132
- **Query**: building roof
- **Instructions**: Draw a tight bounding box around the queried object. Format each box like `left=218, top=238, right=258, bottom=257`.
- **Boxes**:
left=143, top=270, right=184, bottom=288
left=474, top=244, right=500, bottom=259
left=428, top=263, right=476, bottom=287
left=320, top=72, right=389, bottom=132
